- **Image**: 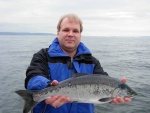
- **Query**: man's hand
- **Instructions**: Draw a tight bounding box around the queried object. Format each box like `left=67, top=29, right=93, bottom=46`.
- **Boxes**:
left=45, top=80, right=71, bottom=108
left=111, top=77, right=132, bottom=104
left=111, top=96, right=131, bottom=104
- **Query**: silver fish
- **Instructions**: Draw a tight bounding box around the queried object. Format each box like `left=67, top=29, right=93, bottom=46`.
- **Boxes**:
left=16, top=74, right=137, bottom=113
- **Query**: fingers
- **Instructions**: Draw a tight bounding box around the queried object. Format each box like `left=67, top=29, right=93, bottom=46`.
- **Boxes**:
left=115, top=96, right=125, bottom=104
left=124, top=97, right=132, bottom=102
left=45, top=96, right=71, bottom=108
left=51, top=96, right=70, bottom=108
left=45, top=96, right=59, bottom=105
left=121, top=77, right=126, bottom=83
left=111, top=96, right=123, bottom=104
left=51, top=80, right=59, bottom=86
left=111, top=98, right=119, bottom=104
left=111, top=96, right=131, bottom=104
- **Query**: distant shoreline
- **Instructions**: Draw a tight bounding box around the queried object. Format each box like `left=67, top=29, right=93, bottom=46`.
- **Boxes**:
left=0, top=32, right=149, bottom=37
left=0, top=32, right=55, bottom=36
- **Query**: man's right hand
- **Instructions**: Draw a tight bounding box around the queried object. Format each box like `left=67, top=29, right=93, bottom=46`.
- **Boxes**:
left=45, top=80, right=71, bottom=108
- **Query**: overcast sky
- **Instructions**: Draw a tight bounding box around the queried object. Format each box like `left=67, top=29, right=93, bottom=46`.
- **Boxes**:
left=0, top=0, right=150, bottom=36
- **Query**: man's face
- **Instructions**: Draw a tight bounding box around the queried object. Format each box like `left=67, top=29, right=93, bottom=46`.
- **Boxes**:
left=57, top=18, right=81, bottom=52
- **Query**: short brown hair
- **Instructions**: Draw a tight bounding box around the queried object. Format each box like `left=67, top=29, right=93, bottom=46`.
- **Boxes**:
left=57, top=14, right=83, bottom=33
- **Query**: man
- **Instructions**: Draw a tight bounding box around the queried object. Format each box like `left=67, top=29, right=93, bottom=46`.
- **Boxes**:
left=25, top=14, right=131, bottom=113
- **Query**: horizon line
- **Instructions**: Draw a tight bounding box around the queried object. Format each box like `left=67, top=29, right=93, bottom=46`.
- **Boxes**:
left=0, top=32, right=149, bottom=37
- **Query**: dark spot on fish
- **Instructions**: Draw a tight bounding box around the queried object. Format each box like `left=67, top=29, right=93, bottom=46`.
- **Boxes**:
left=93, top=90, right=101, bottom=95
left=68, top=83, right=72, bottom=87
left=44, top=91, right=48, bottom=95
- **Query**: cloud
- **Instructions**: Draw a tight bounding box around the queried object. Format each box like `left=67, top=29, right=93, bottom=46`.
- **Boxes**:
left=0, top=0, right=150, bottom=36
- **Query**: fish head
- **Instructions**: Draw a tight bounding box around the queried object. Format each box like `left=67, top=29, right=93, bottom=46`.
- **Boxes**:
left=112, top=83, right=137, bottom=98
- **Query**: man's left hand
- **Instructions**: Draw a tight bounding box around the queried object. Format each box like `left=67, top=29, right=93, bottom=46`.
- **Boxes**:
left=111, top=96, right=131, bottom=104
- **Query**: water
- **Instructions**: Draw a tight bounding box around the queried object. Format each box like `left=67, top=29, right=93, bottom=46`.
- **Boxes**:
left=0, top=35, right=150, bottom=113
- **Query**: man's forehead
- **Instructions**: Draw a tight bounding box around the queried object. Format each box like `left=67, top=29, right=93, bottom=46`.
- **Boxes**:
left=62, top=17, right=80, bottom=24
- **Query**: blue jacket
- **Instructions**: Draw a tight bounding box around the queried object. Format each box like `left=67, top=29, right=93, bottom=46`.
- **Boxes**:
left=25, top=38, right=108, bottom=113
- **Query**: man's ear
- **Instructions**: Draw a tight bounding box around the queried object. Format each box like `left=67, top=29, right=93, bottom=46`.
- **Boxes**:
left=57, top=31, right=59, bottom=36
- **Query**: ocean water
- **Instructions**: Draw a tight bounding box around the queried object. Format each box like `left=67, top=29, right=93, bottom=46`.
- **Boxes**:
left=0, top=35, right=150, bottom=113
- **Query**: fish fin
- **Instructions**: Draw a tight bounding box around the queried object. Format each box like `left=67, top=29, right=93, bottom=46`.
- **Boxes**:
left=98, top=97, right=112, bottom=103
left=15, top=90, right=38, bottom=113
left=72, top=73, right=87, bottom=78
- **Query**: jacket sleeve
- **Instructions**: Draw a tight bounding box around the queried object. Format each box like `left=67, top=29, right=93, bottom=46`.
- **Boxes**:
left=92, top=56, right=108, bottom=75
left=25, top=48, right=50, bottom=89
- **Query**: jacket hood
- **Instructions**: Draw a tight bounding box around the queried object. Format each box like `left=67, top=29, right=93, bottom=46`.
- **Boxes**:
left=48, top=38, right=91, bottom=57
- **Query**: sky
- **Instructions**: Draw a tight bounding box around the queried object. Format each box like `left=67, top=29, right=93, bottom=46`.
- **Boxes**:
left=0, top=0, right=150, bottom=36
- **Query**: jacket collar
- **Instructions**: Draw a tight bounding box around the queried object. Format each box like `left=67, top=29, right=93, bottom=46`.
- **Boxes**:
left=48, top=38, right=91, bottom=57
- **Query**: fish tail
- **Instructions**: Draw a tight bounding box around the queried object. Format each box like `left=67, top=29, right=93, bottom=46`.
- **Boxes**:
left=15, top=90, right=38, bottom=113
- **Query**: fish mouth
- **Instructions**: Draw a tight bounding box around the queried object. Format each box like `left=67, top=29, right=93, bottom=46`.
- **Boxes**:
left=129, top=92, right=137, bottom=98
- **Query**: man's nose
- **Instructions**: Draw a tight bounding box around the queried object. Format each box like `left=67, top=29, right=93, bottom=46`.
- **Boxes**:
left=68, top=31, right=73, bottom=36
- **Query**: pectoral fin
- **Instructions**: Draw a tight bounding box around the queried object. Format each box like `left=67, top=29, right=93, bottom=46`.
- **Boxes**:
left=98, top=97, right=112, bottom=103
